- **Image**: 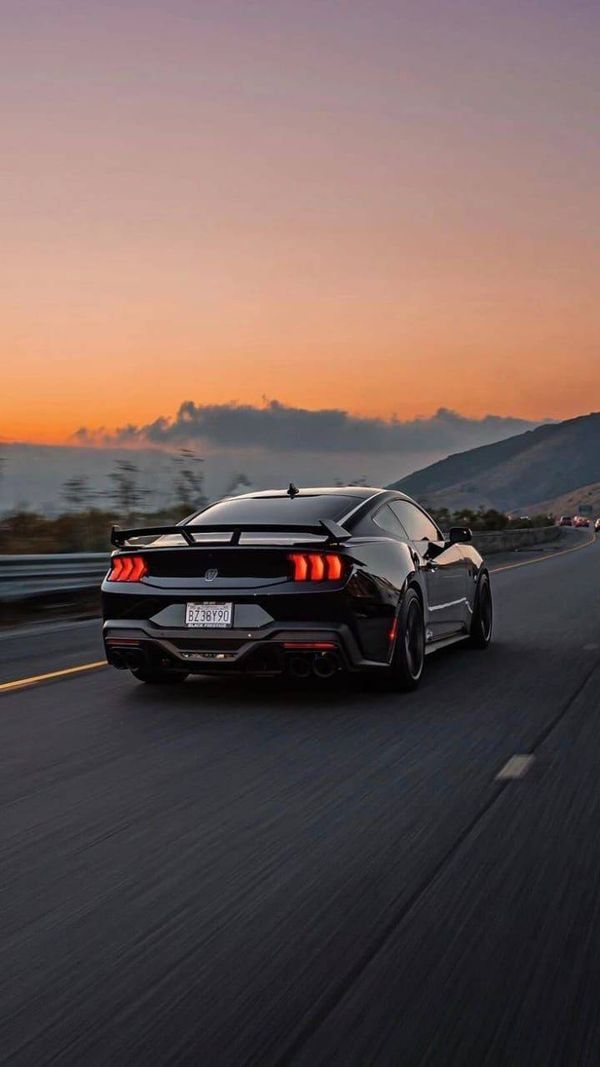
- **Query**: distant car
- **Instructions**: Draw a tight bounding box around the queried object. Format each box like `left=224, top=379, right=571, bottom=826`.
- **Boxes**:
left=573, top=516, right=591, bottom=528
left=595, top=518, right=600, bottom=532
left=102, top=486, right=493, bottom=691
left=558, top=516, right=573, bottom=527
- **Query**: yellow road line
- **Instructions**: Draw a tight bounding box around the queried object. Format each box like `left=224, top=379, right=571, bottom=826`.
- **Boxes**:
left=0, top=660, right=107, bottom=694
left=490, top=531, right=596, bottom=574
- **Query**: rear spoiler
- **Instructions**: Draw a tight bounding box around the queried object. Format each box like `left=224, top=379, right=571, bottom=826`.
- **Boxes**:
left=110, top=519, right=351, bottom=549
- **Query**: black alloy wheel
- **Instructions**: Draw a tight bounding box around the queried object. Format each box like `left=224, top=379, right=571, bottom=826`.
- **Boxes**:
left=469, top=572, right=493, bottom=649
left=387, top=587, right=425, bottom=691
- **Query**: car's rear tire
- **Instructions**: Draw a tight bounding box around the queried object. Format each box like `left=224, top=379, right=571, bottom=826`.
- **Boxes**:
left=469, top=572, right=493, bottom=649
left=130, top=666, right=189, bottom=684
left=385, top=587, right=425, bottom=691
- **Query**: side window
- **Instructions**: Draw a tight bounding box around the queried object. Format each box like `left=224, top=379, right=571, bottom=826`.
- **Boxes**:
left=372, top=504, right=408, bottom=540
left=389, top=500, right=440, bottom=542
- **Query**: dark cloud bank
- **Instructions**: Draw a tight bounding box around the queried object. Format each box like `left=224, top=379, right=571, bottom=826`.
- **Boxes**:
left=74, top=400, right=543, bottom=455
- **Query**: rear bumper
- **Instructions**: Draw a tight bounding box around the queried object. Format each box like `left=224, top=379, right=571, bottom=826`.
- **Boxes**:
left=102, top=619, right=390, bottom=675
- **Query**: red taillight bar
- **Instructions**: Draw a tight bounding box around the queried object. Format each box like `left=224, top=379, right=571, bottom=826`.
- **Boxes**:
left=108, top=555, right=148, bottom=583
left=289, top=553, right=309, bottom=581
left=310, top=554, right=325, bottom=581
left=283, top=641, right=337, bottom=650
left=287, top=553, right=345, bottom=582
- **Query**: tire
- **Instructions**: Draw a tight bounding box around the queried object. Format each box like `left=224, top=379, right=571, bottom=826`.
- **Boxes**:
left=385, top=587, right=425, bottom=691
left=469, top=571, right=493, bottom=649
left=130, top=666, right=189, bottom=684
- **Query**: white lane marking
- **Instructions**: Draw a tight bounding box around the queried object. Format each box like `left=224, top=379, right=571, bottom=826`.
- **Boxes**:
left=496, top=754, right=535, bottom=780
left=0, top=618, right=99, bottom=641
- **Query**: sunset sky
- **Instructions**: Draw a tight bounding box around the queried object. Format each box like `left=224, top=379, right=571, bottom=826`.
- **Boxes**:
left=2, top=0, right=599, bottom=445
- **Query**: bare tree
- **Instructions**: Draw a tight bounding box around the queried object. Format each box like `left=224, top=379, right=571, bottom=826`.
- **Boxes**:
left=61, top=475, right=95, bottom=512
left=172, top=449, right=207, bottom=513
left=223, top=472, right=252, bottom=497
left=108, top=461, right=150, bottom=519
left=335, top=475, right=368, bottom=487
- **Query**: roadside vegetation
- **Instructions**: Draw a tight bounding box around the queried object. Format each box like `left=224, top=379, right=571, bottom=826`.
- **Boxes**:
left=0, top=450, right=209, bottom=554
left=0, top=507, right=188, bottom=554
left=428, top=507, right=554, bottom=534
left=0, top=502, right=556, bottom=555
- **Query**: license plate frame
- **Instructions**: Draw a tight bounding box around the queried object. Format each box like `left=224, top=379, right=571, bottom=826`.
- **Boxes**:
left=185, top=602, right=233, bottom=629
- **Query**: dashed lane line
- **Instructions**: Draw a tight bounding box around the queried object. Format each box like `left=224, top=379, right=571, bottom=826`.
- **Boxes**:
left=496, top=754, right=535, bottom=780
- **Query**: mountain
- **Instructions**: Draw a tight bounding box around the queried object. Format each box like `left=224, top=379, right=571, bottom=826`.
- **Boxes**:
left=523, top=482, right=600, bottom=520
left=390, top=412, right=600, bottom=513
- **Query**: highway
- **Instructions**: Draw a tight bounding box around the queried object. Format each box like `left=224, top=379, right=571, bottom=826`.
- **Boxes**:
left=1, top=532, right=599, bottom=1064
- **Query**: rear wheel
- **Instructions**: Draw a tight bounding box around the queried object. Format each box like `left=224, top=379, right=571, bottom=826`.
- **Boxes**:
left=469, top=572, right=493, bottom=649
left=130, top=666, right=189, bottom=684
left=385, top=587, right=425, bottom=691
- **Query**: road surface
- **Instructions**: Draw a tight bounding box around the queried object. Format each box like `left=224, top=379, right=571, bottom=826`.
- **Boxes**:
left=1, top=533, right=599, bottom=1064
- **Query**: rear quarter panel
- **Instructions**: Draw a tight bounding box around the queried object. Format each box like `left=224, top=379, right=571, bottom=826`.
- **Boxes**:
left=460, top=544, right=487, bottom=613
left=344, top=537, right=418, bottom=661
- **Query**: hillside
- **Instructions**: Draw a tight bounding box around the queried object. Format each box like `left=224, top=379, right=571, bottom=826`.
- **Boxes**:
left=390, top=412, right=600, bottom=512
left=523, top=481, right=600, bottom=520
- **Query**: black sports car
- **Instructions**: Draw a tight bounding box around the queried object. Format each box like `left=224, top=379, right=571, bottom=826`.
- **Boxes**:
left=102, top=486, right=492, bottom=690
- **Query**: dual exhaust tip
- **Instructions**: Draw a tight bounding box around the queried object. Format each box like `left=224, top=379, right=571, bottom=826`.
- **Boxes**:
left=108, top=648, right=144, bottom=670
left=287, top=651, right=339, bottom=679
left=108, top=642, right=340, bottom=678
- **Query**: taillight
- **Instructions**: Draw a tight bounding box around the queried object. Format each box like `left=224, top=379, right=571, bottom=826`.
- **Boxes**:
left=288, top=553, right=345, bottom=582
left=109, top=555, right=148, bottom=582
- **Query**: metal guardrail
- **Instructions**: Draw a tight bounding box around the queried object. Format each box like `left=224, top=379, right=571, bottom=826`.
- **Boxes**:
left=0, top=553, right=110, bottom=601
left=0, top=526, right=581, bottom=602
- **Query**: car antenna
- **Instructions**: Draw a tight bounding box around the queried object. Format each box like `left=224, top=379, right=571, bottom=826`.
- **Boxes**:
left=287, top=482, right=299, bottom=498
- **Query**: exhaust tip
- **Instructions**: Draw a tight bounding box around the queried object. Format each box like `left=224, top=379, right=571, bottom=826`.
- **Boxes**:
left=313, top=652, right=339, bottom=678
left=287, top=654, right=312, bottom=679
left=108, top=651, right=128, bottom=670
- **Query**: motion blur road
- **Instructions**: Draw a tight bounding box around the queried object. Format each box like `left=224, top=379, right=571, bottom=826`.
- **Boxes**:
left=1, top=533, right=599, bottom=1064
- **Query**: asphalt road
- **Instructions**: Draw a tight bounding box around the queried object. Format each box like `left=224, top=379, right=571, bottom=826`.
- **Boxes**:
left=1, top=533, right=599, bottom=1064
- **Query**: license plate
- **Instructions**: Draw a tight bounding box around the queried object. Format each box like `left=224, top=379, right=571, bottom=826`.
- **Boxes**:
left=185, top=602, right=233, bottom=628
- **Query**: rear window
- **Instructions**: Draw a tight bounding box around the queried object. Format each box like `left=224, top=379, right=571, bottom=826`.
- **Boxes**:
left=187, top=495, right=358, bottom=526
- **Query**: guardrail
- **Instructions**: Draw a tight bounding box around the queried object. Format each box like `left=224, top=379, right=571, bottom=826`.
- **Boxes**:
left=0, top=553, right=110, bottom=601
left=0, top=526, right=580, bottom=603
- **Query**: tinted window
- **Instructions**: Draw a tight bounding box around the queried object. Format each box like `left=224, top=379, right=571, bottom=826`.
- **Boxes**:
left=372, top=504, right=408, bottom=539
left=389, top=500, right=440, bottom=542
left=188, top=494, right=358, bottom=525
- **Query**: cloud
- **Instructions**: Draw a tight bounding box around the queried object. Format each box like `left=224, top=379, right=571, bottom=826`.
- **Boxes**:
left=72, top=400, right=544, bottom=455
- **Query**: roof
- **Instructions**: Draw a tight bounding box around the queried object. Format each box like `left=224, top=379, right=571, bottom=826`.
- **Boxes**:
left=231, top=486, right=385, bottom=501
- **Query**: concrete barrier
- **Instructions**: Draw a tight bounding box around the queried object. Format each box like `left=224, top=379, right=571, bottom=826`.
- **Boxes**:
left=469, top=526, right=561, bottom=555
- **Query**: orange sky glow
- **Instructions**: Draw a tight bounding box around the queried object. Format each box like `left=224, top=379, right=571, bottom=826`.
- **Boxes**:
left=2, top=1, right=599, bottom=445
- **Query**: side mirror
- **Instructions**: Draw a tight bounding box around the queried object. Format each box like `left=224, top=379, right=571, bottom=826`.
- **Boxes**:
left=448, top=526, right=472, bottom=544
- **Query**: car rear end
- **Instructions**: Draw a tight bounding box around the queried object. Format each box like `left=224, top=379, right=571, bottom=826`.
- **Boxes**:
left=101, top=489, right=389, bottom=680
left=102, top=540, right=369, bottom=678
